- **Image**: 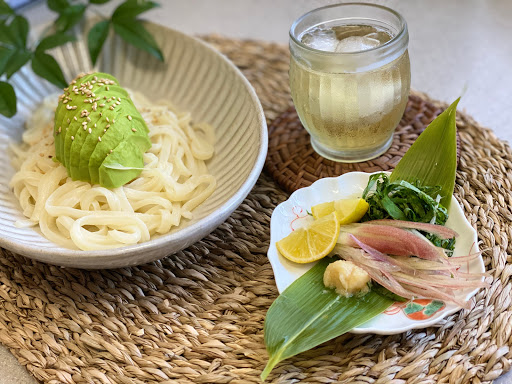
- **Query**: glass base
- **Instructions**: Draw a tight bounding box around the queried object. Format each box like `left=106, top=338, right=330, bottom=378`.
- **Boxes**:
left=310, top=135, right=394, bottom=163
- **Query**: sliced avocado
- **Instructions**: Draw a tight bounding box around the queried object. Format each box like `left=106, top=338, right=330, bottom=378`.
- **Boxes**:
left=54, top=73, right=120, bottom=166
left=99, top=140, right=144, bottom=189
left=68, top=85, right=129, bottom=180
left=53, top=71, right=151, bottom=188
left=88, top=114, right=151, bottom=184
left=76, top=108, right=121, bottom=182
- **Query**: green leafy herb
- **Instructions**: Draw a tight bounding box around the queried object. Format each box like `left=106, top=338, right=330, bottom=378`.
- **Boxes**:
left=262, top=258, right=394, bottom=381
left=47, top=0, right=69, bottom=12
left=54, top=4, right=87, bottom=32
left=390, top=98, right=460, bottom=209
left=87, top=20, right=110, bottom=65
left=112, top=0, right=159, bottom=20
left=362, top=173, right=455, bottom=254
left=0, top=0, right=14, bottom=17
left=36, top=33, right=76, bottom=52
left=31, top=51, right=67, bottom=88
left=112, top=18, right=164, bottom=61
left=0, top=81, right=16, bottom=117
left=0, top=0, right=164, bottom=118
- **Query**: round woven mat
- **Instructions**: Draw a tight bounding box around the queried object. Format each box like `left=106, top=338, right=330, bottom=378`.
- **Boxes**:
left=0, top=35, right=511, bottom=384
left=266, top=99, right=461, bottom=193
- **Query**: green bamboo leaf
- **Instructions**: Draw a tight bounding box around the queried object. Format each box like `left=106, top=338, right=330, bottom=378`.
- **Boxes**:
left=390, top=98, right=460, bottom=209
left=112, top=0, right=159, bottom=20
left=112, top=19, right=163, bottom=61
left=0, top=46, right=14, bottom=74
left=36, top=33, right=76, bottom=52
left=3, top=49, right=31, bottom=78
left=90, top=0, right=111, bottom=4
left=47, top=0, right=70, bottom=12
left=55, top=4, right=86, bottom=32
left=31, top=51, right=67, bottom=88
left=0, top=81, right=16, bottom=117
left=87, top=20, right=110, bottom=65
left=261, top=258, right=393, bottom=380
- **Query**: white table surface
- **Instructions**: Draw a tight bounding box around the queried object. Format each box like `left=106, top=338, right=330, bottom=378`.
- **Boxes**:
left=1, top=1, right=511, bottom=383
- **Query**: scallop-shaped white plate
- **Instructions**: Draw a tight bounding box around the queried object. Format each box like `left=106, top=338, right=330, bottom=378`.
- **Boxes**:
left=268, top=172, right=485, bottom=335
left=0, top=21, right=267, bottom=268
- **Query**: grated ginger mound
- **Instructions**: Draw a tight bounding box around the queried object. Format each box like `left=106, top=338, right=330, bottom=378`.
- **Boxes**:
left=323, top=260, right=371, bottom=297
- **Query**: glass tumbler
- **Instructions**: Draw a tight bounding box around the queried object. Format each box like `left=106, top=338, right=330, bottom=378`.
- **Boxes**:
left=289, top=3, right=411, bottom=162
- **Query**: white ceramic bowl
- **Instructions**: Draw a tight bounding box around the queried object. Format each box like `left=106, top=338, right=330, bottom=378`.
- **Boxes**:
left=0, top=22, right=267, bottom=268
left=268, top=172, right=485, bottom=335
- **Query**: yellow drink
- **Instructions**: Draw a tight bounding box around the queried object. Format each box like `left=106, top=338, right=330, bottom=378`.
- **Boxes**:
left=290, top=5, right=411, bottom=162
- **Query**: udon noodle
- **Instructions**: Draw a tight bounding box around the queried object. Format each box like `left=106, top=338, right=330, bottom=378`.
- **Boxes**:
left=9, top=92, right=216, bottom=250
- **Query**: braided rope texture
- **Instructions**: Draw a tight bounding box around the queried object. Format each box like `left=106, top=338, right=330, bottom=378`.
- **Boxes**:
left=0, top=35, right=509, bottom=383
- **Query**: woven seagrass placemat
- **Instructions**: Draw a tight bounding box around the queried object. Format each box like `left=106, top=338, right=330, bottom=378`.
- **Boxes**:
left=0, top=35, right=511, bottom=384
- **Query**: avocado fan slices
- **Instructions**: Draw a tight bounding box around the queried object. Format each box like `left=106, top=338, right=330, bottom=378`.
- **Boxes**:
left=53, top=72, right=152, bottom=188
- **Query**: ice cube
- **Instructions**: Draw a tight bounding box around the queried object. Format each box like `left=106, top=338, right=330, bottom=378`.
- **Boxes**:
left=335, top=35, right=381, bottom=53
left=301, top=26, right=339, bottom=52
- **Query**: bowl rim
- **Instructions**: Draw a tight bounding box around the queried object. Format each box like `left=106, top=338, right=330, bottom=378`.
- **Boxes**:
left=0, top=22, right=268, bottom=267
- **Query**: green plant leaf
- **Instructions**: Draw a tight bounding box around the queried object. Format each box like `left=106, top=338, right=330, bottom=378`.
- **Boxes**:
left=7, top=15, right=29, bottom=48
left=36, top=33, right=76, bottom=52
left=261, top=258, right=394, bottom=380
left=0, top=46, right=14, bottom=74
left=0, top=0, right=14, bottom=16
left=55, top=4, right=86, bottom=32
left=31, top=51, right=67, bottom=88
left=3, top=49, right=31, bottom=78
left=47, top=0, right=70, bottom=13
left=87, top=20, right=110, bottom=65
left=112, top=18, right=163, bottom=61
left=0, top=21, right=13, bottom=44
left=112, top=0, right=159, bottom=20
left=0, top=81, right=16, bottom=117
left=390, top=98, right=460, bottom=209
left=89, top=0, right=111, bottom=4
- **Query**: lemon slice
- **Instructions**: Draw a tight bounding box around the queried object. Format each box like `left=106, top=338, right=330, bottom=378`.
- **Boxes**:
left=276, top=212, right=340, bottom=264
left=311, top=201, right=335, bottom=219
left=311, top=198, right=369, bottom=224
left=334, top=198, right=369, bottom=224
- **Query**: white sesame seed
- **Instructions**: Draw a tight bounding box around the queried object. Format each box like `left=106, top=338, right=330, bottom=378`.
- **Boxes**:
left=106, top=86, right=109, bottom=91
left=94, top=123, right=97, bottom=128
left=110, top=149, right=113, bottom=153
left=58, top=127, right=61, bottom=133
left=86, top=117, right=91, bottom=122
left=71, top=136, right=74, bottom=140
left=66, top=105, right=72, bottom=110
left=132, top=128, right=137, bottom=132
left=88, top=128, right=92, bottom=133
left=127, top=115, right=132, bottom=121
left=104, top=129, right=107, bottom=133
left=107, top=98, right=112, bottom=103
left=116, top=101, right=121, bottom=105
left=106, top=117, right=110, bottom=122
left=109, top=106, right=114, bottom=110
left=112, top=119, right=115, bottom=124
left=106, top=124, right=110, bottom=129
left=98, top=137, right=102, bottom=142
left=74, top=117, right=77, bottom=121
left=99, top=103, right=105, bottom=107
